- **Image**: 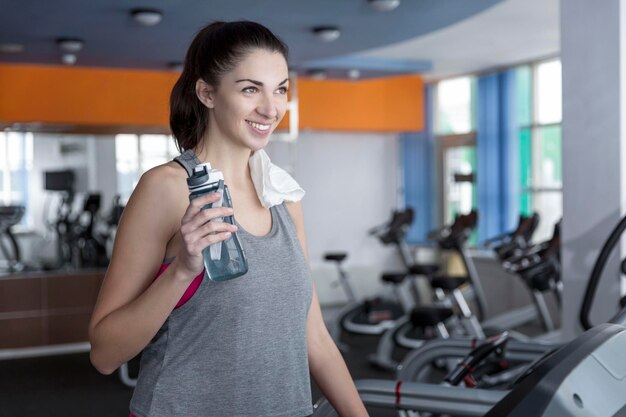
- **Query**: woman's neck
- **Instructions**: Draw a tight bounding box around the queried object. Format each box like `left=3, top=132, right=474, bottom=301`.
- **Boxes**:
left=193, top=137, right=253, bottom=188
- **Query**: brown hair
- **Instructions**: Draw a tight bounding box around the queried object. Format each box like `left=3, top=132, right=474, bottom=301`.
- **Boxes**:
left=170, top=21, right=289, bottom=151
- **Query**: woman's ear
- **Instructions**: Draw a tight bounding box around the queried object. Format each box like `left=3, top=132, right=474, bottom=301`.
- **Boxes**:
left=195, top=79, right=215, bottom=109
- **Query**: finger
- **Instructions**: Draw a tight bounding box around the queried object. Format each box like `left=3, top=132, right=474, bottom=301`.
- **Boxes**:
left=193, top=220, right=238, bottom=241
left=197, top=206, right=235, bottom=223
left=181, top=192, right=223, bottom=223
left=198, top=231, right=233, bottom=248
left=183, top=230, right=234, bottom=256
left=182, top=219, right=238, bottom=245
left=183, top=206, right=234, bottom=232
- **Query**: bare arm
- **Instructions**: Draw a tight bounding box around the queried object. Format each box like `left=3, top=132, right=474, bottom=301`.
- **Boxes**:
left=286, top=202, right=369, bottom=417
left=88, top=165, right=237, bottom=375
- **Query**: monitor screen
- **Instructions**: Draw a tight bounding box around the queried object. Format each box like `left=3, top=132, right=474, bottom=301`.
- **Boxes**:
left=44, top=170, right=75, bottom=192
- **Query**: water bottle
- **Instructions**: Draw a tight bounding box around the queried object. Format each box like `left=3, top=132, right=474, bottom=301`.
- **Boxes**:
left=186, top=163, right=248, bottom=281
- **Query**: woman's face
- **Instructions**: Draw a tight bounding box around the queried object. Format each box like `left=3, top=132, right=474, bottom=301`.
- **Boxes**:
left=208, top=49, right=289, bottom=151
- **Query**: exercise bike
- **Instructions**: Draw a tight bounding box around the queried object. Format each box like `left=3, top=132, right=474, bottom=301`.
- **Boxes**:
left=370, top=212, right=558, bottom=371
left=324, top=208, right=420, bottom=351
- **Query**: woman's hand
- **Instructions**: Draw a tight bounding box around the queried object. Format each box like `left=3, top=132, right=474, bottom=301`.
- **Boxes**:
left=175, top=192, right=238, bottom=281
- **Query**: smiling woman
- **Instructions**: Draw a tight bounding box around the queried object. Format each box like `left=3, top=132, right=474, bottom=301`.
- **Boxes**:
left=87, top=20, right=369, bottom=417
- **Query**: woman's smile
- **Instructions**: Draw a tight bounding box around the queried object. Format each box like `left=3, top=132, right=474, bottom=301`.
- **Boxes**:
left=245, top=119, right=273, bottom=135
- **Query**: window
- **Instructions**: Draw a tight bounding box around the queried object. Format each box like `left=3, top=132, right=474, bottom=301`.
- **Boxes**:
left=0, top=132, right=34, bottom=225
left=435, top=76, right=478, bottom=225
left=115, top=134, right=178, bottom=203
left=516, top=59, right=562, bottom=242
left=436, top=77, right=476, bottom=135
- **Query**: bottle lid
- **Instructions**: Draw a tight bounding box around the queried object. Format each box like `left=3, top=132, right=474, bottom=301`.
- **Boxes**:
left=187, top=164, right=209, bottom=187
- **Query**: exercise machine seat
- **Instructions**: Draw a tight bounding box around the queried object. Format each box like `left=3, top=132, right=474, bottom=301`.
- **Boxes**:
left=381, top=272, right=408, bottom=284
left=410, top=305, right=455, bottom=328
left=430, top=276, right=468, bottom=291
left=324, top=253, right=347, bottom=262
left=408, top=264, right=440, bottom=276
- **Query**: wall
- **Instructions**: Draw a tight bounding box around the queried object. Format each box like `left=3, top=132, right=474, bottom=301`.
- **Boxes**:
left=0, top=64, right=423, bottom=133
left=560, top=0, right=624, bottom=339
left=267, top=132, right=404, bottom=305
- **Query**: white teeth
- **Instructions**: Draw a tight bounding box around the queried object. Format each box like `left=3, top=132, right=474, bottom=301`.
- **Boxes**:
left=246, top=120, right=270, bottom=131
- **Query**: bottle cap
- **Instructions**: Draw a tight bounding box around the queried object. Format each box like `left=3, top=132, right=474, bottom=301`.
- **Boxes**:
left=187, top=165, right=209, bottom=187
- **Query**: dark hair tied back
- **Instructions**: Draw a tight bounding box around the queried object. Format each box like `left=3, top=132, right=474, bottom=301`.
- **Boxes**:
left=170, top=21, right=289, bottom=152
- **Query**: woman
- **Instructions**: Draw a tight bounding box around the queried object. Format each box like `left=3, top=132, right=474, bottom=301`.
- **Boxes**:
left=88, top=21, right=369, bottom=417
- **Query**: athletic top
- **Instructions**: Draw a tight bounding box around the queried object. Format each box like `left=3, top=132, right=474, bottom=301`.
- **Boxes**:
left=128, top=154, right=313, bottom=417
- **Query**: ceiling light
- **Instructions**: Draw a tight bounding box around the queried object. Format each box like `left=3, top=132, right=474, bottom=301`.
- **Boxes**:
left=348, top=69, right=361, bottom=80
left=0, top=43, right=24, bottom=53
left=131, top=8, right=163, bottom=26
left=312, top=26, right=341, bottom=42
left=61, top=53, right=77, bottom=65
left=368, top=0, right=400, bottom=12
left=56, top=38, right=84, bottom=53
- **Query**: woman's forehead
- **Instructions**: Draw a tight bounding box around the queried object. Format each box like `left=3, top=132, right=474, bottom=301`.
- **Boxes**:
left=228, top=50, right=288, bottom=79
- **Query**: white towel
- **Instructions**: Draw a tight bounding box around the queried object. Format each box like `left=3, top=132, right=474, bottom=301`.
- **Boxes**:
left=249, top=149, right=305, bottom=208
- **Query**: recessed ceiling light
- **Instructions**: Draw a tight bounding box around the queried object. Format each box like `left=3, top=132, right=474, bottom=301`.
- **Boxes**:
left=348, top=69, right=361, bottom=80
left=368, top=0, right=400, bottom=12
left=61, top=53, right=77, bottom=65
left=312, top=26, right=341, bottom=42
left=131, top=8, right=163, bottom=26
left=0, top=43, right=24, bottom=53
left=56, top=38, right=84, bottom=53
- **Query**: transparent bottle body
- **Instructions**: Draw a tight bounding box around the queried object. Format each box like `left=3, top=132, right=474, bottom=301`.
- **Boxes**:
left=189, top=184, right=248, bottom=281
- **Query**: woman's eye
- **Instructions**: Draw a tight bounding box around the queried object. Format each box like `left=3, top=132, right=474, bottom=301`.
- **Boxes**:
left=242, top=86, right=257, bottom=94
left=276, top=87, right=288, bottom=95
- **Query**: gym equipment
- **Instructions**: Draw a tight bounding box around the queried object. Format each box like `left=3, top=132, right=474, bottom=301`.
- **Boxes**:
left=0, top=205, right=26, bottom=272
left=389, top=212, right=626, bottom=411
left=43, top=169, right=112, bottom=270
left=372, top=215, right=561, bottom=372
left=312, top=212, right=626, bottom=416
left=484, top=213, right=540, bottom=262
left=323, top=208, right=418, bottom=350
left=73, top=193, right=110, bottom=268
left=370, top=211, right=491, bottom=370
left=383, top=224, right=560, bottom=381
left=501, top=221, right=562, bottom=335
left=312, top=321, right=626, bottom=417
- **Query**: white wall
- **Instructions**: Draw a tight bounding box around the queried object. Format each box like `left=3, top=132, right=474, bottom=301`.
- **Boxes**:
left=267, top=132, right=404, bottom=305
left=560, top=0, right=625, bottom=339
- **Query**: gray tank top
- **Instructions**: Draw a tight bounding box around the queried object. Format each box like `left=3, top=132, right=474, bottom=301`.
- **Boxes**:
left=129, top=152, right=313, bottom=417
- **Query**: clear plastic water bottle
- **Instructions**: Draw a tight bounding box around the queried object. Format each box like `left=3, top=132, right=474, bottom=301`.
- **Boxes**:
left=186, top=163, right=248, bottom=281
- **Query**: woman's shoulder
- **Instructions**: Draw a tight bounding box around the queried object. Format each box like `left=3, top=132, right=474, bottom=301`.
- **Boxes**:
left=136, top=161, right=188, bottom=195
left=126, top=161, right=188, bottom=215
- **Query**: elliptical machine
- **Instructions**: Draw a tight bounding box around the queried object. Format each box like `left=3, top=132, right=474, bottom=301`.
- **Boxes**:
left=324, top=208, right=419, bottom=351
left=370, top=210, right=488, bottom=370
left=0, top=205, right=26, bottom=272
left=370, top=212, right=556, bottom=370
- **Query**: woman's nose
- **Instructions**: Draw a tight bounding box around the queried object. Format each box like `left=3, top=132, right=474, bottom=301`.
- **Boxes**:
left=256, top=93, right=279, bottom=119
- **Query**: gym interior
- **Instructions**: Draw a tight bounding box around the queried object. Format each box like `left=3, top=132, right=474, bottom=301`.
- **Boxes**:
left=2, top=0, right=626, bottom=416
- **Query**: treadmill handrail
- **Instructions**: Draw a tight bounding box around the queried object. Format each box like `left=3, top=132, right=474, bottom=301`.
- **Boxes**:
left=580, top=213, right=626, bottom=330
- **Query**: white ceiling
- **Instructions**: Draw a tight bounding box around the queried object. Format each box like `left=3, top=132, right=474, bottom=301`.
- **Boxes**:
left=360, top=0, right=560, bottom=81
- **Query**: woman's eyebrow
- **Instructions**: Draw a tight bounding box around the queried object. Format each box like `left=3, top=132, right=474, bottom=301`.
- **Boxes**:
left=235, top=78, right=290, bottom=86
